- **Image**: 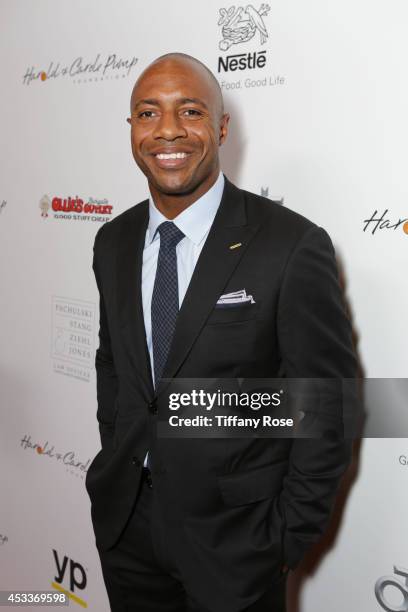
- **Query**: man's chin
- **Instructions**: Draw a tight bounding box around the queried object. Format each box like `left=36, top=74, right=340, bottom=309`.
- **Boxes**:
left=150, top=174, right=200, bottom=197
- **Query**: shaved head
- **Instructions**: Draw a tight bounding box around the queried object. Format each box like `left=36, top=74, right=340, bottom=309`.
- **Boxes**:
left=131, top=52, right=225, bottom=118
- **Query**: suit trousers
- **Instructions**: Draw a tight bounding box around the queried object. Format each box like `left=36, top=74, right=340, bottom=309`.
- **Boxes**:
left=98, top=469, right=288, bottom=612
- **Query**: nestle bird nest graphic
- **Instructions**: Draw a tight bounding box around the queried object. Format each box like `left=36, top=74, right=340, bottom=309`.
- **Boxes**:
left=218, top=4, right=271, bottom=51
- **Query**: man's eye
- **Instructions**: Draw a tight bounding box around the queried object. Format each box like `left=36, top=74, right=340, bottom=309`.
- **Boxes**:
left=138, top=110, right=155, bottom=118
left=182, top=109, right=202, bottom=117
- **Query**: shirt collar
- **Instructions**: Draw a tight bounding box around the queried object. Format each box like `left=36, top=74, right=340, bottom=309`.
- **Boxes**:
left=146, top=171, right=225, bottom=246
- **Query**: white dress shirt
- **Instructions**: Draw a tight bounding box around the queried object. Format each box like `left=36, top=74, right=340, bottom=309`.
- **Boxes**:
left=142, top=171, right=225, bottom=465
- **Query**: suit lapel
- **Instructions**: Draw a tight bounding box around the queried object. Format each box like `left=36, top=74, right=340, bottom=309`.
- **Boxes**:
left=115, top=178, right=261, bottom=400
left=157, top=177, right=260, bottom=395
left=116, top=200, right=154, bottom=399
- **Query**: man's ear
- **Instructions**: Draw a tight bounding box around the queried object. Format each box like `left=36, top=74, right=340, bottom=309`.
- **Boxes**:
left=219, top=113, right=230, bottom=145
left=126, top=117, right=131, bottom=125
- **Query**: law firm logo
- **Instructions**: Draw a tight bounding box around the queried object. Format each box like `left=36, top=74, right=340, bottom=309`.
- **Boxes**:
left=218, top=4, right=270, bottom=73
left=51, top=296, right=96, bottom=382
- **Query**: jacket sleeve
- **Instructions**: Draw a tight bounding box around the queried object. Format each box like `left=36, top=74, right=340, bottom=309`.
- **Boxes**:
left=93, top=224, right=119, bottom=451
left=276, top=224, right=357, bottom=569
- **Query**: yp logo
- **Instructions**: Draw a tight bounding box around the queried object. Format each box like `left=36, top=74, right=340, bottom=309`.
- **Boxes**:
left=51, top=549, right=88, bottom=608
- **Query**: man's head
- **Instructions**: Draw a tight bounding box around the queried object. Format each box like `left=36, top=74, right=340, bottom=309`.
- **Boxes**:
left=127, top=53, right=229, bottom=205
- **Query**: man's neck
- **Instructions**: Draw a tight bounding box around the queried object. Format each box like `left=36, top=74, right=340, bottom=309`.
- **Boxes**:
left=148, top=170, right=221, bottom=220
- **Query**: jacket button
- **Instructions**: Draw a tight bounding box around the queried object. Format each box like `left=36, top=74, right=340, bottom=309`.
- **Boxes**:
left=149, top=401, right=158, bottom=415
left=131, top=457, right=141, bottom=466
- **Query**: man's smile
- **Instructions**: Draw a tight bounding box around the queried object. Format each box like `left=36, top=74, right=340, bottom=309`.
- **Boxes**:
left=149, top=148, right=195, bottom=169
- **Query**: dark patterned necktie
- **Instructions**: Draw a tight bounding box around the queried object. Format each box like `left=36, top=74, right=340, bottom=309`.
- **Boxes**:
left=151, top=221, right=185, bottom=388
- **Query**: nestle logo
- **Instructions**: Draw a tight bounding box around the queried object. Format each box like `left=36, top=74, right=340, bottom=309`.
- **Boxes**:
left=218, top=50, right=266, bottom=72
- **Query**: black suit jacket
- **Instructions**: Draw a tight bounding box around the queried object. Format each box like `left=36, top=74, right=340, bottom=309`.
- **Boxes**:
left=85, top=175, right=356, bottom=612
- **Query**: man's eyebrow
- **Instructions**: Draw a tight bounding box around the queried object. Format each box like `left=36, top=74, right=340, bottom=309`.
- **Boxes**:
left=132, top=97, right=209, bottom=110
left=178, top=97, right=208, bottom=109
left=132, top=98, right=160, bottom=110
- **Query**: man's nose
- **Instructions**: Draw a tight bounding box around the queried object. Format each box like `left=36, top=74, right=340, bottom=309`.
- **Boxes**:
left=153, top=111, right=187, bottom=140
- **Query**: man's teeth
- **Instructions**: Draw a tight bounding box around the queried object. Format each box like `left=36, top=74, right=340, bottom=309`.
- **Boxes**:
left=156, top=152, right=188, bottom=160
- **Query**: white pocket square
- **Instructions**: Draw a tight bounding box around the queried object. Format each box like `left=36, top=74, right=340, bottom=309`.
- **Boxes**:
left=216, top=289, right=255, bottom=305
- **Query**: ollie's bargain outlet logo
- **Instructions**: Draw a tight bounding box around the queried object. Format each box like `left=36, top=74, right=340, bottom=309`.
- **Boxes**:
left=39, top=194, right=113, bottom=223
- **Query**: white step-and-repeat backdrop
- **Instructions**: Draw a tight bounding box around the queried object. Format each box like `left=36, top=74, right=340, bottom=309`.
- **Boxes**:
left=1, top=1, right=407, bottom=610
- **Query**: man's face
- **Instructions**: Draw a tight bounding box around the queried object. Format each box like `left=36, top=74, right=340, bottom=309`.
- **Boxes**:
left=128, top=59, right=229, bottom=197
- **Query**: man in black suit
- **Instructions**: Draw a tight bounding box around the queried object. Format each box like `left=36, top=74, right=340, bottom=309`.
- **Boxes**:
left=86, top=52, right=356, bottom=611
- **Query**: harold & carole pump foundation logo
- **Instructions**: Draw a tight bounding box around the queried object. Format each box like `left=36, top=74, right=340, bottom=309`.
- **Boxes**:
left=363, top=209, right=408, bottom=235
left=23, top=52, right=138, bottom=86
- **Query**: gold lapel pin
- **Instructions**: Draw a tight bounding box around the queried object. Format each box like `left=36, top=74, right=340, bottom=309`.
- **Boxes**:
left=229, top=243, right=242, bottom=250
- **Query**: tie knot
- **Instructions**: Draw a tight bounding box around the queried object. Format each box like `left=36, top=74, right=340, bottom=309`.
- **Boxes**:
left=156, top=221, right=185, bottom=249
